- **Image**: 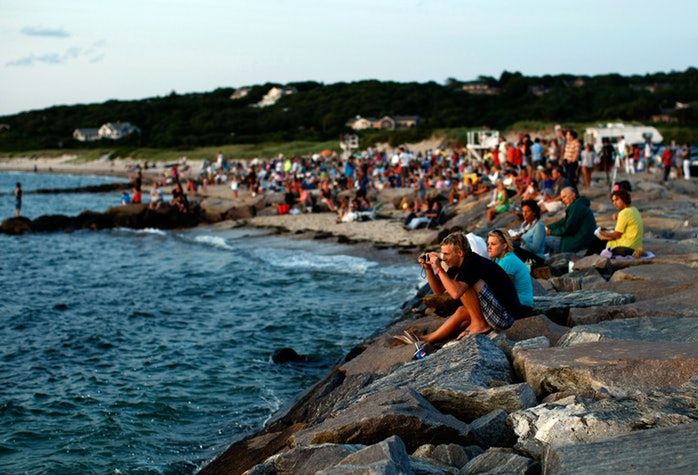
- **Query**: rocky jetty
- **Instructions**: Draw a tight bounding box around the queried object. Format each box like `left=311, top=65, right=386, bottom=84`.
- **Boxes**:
left=194, top=174, right=697, bottom=475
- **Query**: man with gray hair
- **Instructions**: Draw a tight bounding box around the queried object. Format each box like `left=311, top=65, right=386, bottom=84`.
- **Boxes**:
left=418, top=232, right=522, bottom=342
left=545, top=186, right=596, bottom=253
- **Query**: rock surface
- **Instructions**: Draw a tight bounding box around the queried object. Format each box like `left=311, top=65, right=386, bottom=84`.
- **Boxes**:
left=514, top=340, right=698, bottom=397
left=510, top=387, right=698, bottom=459
left=542, top=422, right=698, bottom=475
left=533, top=290, right=635, bottom=313
left=290, top=388, right=470, bottom=452
left=460, top=448, right=538, bottom=475
left=558, top=317, right=698, bottom=347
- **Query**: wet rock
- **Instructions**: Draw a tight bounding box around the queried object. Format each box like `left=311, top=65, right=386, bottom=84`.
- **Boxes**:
left=505, top=315, right=568, bottom=345
left=290, top=388, right=470, bottom=453
left=460, top=448, right=538, bottom=475
left=0, top=216, right=31, bottom=234
left=271, top=347, right=308, bottom=364
left=469, top=409, right=516, bottom=448
left=542, top=422, right=698, bottom=475
left=30, top=214, right=76, bottom=232
left=510, top=387, right=698, bottom=459
left=424, top=381, right=538, bottom=424
left=533, top=290, right=635, bottom=313
left=558, top=317, right=698, bottom=347
left=513, top=340, right=698, bottom=398
left=319, top=436, right=412, bottom=474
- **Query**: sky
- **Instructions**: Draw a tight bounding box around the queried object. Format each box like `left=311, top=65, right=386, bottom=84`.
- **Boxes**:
left=1, top=0, right=697, bottom=116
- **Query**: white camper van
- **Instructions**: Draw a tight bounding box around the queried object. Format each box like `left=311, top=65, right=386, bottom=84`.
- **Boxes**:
left=584, top=123, right=663, bottom=152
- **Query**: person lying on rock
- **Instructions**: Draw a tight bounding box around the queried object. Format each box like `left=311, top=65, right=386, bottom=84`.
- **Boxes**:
left=418, top=232, right=522, bottom=343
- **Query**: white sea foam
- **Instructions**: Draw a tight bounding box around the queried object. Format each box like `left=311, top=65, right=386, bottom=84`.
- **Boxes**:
left=113, top=227, right=168, bottom=237
left=192, top=234, right=235, bottom=251
left=253, top=248, right=377, bottom=274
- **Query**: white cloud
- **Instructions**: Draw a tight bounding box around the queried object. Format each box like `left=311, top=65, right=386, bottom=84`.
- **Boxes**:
left=20, top=26, right=71, bottom=38
left=6, top=43, right=107, bottom=67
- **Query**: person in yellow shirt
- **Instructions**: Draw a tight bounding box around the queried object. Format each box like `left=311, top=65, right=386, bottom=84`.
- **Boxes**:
left=598, top=189, right=644, bottom=256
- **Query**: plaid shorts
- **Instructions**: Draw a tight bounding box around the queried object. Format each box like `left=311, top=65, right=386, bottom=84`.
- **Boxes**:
left=478, top=284, right=514, bottom=330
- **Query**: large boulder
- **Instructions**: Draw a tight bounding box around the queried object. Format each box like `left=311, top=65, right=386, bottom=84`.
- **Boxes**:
left=513, top=340, right=698, bottom=398
left=542, top=422, right=698, bottom=475
left=319, top=436, right=412, bottom=474
left=354, top=335, right=513, bottom=402
left=510, top=387, right=698, bottom=459
left=30, top=214, right=76, bottom=232
left=469, top=409, right=516, bottom=448
left=421, top=383, right=538, bottom=423
left=0, top=216, right=32, bottom=234
left=533, top=290, right=635, bottom=313
left=289, top=388, right=470, bottom=452
left=558, top=317, right=698, bottom=347
left=505, top=315, right=568, bottom=345
left=460, top=448, right=538, bottom=475
left=245, top=443, right=362, bottom=475
left=549, top=268, right=608, bottom=292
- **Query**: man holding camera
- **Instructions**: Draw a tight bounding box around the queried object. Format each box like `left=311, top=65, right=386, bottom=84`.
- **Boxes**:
left=418, top=232, right=521, bottom=343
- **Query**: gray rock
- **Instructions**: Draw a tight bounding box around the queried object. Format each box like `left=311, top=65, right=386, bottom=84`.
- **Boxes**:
left=542, top=422, right=698, bottom=475
left=610, top=263, right=698, bottom=285
left=511, top=337, right=550, bottom=360
left=558, top=317, right=698, bottom=346
left=513, top=340, right=698, bottom=397
left=545, top=253, right=577, bottom=276
left=531, top=278, right=549, bottom=296
left=319, top=460, right=405, bottom=474
left=247, top=443, right=362, bottom=475
left=505, top=315, right=568, bottom=345
left=421, top=383, right=537, bottom=423
left=321, top=436, right=413, bottom=474
left=290, top=388, right=470, bottom=453
left=355, top=335, right=513, bottom=402
left=509, top=387, right=698, bottom=459
left=412, top=443, right=470, bottom=471
left=549, top=268, right=608, bottom=292
left=533, top=290, right=635, bottom=312
left=469, top=409, right=516, bottom=448
left=566, top=305, right=643, bottom=326
left=459, top=448, right=538, bottom=475
left=571, top=254, right=610, bottom=272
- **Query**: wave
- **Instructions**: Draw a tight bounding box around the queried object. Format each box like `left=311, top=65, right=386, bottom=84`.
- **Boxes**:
left=253, top=247, right=378, bottom=275
left=191, top=235, right=236, bottom=251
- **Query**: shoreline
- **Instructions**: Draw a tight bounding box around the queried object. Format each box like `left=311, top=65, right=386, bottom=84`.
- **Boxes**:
left=3, top=159, right=698, bottom=473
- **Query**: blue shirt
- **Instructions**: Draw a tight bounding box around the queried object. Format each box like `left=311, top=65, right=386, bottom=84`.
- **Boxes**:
left=494, top=252, right=534, bottom=308
left=520, top=220, right=547, bottom=258
left=532, top=142, right=544, bottom=163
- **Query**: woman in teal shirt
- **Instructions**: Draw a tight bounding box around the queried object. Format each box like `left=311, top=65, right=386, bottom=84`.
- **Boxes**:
left=487, top=229, right=534, bottom=316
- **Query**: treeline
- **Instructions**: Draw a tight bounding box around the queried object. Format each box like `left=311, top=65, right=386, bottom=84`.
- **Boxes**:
left=1, top=69, right=697, bottom=151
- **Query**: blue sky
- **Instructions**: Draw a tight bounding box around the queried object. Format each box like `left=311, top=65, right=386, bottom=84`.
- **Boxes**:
left=1, top=0, right=697, bottom=116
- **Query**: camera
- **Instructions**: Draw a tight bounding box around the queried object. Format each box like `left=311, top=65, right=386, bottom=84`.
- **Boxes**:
left=419, top=253, right=430, bottom=263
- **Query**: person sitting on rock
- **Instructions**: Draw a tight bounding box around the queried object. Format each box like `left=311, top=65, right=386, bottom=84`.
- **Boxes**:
left=418, top=232, right=521, bottom=344
left=486, top=180, right=510, bottom=224
left=587, top=189, right=644, bottom=257
left=545, top=187, right=596, bottom=254
left=487, top=229, right=534, bottom=317
left=404, top=199, right=443, bottom=230
left=171, top=182, right=190, bottom=213
left=511, top=200, right=547, bottom=268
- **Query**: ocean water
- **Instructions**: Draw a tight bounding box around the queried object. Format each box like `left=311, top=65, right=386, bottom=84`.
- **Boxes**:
left=0, top=172, right=421, bottom=474
left=1, top=170, right=128, bottom=218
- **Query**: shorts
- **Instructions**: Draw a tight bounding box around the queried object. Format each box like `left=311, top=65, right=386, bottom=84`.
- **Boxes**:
left=478, top=284, right=514, bottom=330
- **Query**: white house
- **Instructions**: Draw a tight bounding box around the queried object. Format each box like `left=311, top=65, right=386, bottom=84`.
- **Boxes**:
left=73, top=128, right=100, bottom=142
left=97, top=122, right=140, bottom=140
left=253, top=86, right=298, bottom=108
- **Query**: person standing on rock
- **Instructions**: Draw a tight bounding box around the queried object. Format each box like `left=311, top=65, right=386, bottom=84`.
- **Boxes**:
left=14, top=182, right=22, bottom=217
left=418, top=232, right=521, bottom=343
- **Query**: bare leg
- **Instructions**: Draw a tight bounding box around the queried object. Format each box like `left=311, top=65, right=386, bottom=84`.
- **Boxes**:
left=421, top=305, right=471, bottom=344
left=460, top=280, right=491, bottom=335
